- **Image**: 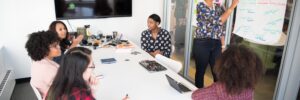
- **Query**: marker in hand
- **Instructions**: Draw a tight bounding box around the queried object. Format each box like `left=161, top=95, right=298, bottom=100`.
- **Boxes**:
left=122, top=94, right=129, bottom=100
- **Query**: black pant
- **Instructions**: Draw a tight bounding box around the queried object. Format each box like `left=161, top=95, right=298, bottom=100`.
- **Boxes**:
left=193, top=39, right=221, bottom=88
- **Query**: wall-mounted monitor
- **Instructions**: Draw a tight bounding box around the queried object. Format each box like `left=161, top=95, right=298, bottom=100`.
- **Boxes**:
left=55, top=0, right=132, bottom=19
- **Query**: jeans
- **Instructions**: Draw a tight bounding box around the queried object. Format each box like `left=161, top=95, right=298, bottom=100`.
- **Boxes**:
left=193, top=38, right=222, bottom=88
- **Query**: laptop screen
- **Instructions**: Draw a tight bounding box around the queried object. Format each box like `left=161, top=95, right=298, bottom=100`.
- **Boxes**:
left=166, top=74, right=182, bottom=92
left=165, top=74, right=191, bottom=93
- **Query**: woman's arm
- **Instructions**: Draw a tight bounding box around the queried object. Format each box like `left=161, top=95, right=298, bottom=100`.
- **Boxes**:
left=163, top=31, right=172, bottom=58
left=221, top=36, right=226, bottom=52
left=141, top=31, right=148, bottom=51
left=141, top=31, right=157, bottom=57
left=219, top=0, right=239, bottom=25
left=69, top=35, right=84, bottom=49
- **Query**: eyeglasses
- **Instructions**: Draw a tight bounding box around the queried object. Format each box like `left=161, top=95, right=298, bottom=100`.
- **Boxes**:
left=88, top=63, right=96, bottom=69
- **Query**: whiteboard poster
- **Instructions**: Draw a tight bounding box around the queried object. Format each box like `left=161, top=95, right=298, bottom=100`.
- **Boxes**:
left=233, top=0, right=287, bottom=45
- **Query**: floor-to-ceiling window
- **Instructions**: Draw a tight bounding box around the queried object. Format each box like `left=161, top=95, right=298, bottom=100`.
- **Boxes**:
left=168, top=0, right=189, bottom=75
left=228, top=0, right=293, bottom=99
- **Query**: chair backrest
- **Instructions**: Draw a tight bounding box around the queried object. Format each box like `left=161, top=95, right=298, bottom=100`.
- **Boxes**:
left=155, top=54, right=182, bottom=73
left=30, top=83, right=42, bottom=100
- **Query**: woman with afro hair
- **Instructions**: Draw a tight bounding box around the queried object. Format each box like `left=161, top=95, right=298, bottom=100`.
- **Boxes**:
left=192, top=45, right=263, bottom=100
left=25, top=31, right=61, bottom=98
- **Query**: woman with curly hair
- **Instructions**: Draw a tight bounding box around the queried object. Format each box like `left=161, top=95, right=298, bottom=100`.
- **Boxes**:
left=48, top=21, right=83, bottom=64
left=192, top=45, right=263, bottom=100
left=25, top=31, right=61, bottom=98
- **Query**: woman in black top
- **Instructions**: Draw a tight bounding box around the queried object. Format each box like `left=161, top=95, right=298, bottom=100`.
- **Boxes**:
left=48, top=21, right=84, bottom=64
left=141, top=14, right=172, bottom=58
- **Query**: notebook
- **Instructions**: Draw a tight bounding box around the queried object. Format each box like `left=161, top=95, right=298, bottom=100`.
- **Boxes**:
left=165, top=74, right=191, bottom=93
left=101, top=58, right=117, bottom=64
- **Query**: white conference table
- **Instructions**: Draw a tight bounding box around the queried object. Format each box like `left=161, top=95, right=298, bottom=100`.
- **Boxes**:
left=87, top=42, right=198, bottom=100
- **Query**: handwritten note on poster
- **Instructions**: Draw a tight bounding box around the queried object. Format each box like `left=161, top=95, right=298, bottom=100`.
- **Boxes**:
left=233, top=0, right=287, bottom=45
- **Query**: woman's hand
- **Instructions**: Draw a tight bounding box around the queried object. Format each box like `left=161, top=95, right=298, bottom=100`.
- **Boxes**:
left=69, top=35, right=84, bottom=48
left=150, top=50, right=163, bottom=57
left=73, top=35, right=84, bottom=45
left=88, top=74, right=99, bottom=97
left=122, top=94, right=129, bottom=100
left=88, top=74, right=99, bottom=86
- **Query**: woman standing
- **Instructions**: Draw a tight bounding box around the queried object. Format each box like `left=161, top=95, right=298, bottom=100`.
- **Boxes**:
left=193, top=0, right=239, bottom=88
left=141, top=14, right=172, bottom=58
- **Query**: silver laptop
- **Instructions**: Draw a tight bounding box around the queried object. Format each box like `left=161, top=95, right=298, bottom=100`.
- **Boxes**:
left=165, top=74, right=191, bottom=93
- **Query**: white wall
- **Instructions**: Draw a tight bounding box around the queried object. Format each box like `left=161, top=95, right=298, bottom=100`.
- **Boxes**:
left=0, top=0, right=164, bottom=79
left=64, top=0, right=164, bottom=45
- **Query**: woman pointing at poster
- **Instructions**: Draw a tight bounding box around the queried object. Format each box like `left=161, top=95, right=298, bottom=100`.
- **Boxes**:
left=193, top=0, right=239, bottom=88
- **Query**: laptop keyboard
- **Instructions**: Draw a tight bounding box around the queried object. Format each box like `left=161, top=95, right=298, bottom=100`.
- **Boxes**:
left=178, top=83, right=191, bottom=92
left=139, top=60, right=167, bottom=72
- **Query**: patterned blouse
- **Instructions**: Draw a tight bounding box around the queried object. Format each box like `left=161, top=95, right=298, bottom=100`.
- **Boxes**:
left=192, top=82, right=254, bottom=100
left=194, top=1, right=226, bottom=40
left=141, top=28, right=172, bottom=58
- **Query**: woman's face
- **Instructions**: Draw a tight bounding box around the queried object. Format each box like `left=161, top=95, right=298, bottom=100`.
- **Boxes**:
left=83, top=59, right=94, bottom=82
left=48, top=42, right=61, bottom=58
left=147, top=18, right=159, bottom=30
left=55, top=23, right=67, bottom=39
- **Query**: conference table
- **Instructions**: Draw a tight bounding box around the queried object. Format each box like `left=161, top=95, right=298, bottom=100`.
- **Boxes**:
left=87, top=41, right=198, bottom=100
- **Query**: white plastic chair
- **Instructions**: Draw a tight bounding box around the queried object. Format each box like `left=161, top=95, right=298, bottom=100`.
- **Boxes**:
left=155, top=54, right=182, bottom=73
left=30, top=83, right=42, bottom=100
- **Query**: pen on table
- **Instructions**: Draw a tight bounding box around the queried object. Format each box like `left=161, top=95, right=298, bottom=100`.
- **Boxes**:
left=96, top=74, right=103, bottom=77
left=96, top=74, right=104, bottom=79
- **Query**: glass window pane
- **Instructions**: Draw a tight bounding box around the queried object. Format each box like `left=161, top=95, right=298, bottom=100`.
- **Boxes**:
left=229, top=0, right=293, bottom=99
left=169, top=0, right=189, bottom=75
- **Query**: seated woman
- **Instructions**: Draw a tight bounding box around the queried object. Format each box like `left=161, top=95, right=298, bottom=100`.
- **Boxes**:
left=25, top=31, right=61, bottom=98
left=192, top=45, right=263, bottom=100
left=141, top=14, right=172, bottom=58
left=48, top=21, right=84, bottom=64
left=46, top=47, right=98, bottom=100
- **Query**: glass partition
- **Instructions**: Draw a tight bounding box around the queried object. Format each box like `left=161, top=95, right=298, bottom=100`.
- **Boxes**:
left=166, top=0, right=295, bottom=99
left=228, top=0, right=293, bottom=99
left=168, top=0, right=189, bottom=76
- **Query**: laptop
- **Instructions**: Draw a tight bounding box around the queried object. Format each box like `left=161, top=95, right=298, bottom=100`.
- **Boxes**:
left=165, top=74, right=191, bottom=93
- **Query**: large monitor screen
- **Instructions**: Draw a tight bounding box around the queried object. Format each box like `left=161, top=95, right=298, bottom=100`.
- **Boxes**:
left=55, top=0, right=132, bottom=19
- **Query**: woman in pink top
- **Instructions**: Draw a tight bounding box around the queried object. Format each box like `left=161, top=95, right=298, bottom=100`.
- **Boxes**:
left=25, top=31, right=61, bottom=98
left=46, top=47, right=98, bottom=100
left=192, top=45, right=263, bottom=100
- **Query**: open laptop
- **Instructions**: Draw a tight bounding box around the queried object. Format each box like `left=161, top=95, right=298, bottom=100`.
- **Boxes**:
left=165, top=74, right=191, bottom=93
